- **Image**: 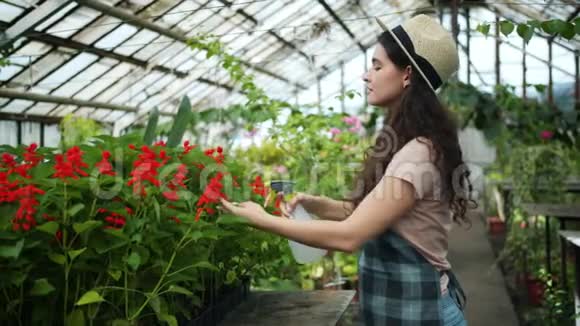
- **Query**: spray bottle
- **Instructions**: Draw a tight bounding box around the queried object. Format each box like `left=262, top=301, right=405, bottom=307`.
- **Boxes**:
left=269, top=180, right=327, bottom=264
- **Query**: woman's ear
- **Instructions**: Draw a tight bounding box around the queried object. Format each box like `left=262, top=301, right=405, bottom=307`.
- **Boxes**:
left=403, top=65, right=412, bottom=88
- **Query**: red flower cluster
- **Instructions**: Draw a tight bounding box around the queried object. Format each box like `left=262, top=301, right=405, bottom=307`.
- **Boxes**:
left=1, top=145, right=46, bottom=231
left=195, top=172, right=228, bottom=221
left=2, top=144, right=42, bottom=178
left=98, top=207, right=131, bottom=229
left=250, top=176, right=268, bottom=197
left=53, top=146, right=89, bottom=179
left=182, top=141, right=196, bottom=156
left=273, top=195, right=282, bottom=216
left=12, top=185, right=45, bottom=231
left=95, top=150, right=115, bottom=176
left=162, top=164, right=188, bottom=201
left=204, top=147, right=224, bottom=164
left=127, top=145, right=165, bottom=196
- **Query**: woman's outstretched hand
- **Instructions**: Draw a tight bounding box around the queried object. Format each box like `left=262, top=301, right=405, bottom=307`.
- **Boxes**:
left=218, top=198, right=267, bottom=224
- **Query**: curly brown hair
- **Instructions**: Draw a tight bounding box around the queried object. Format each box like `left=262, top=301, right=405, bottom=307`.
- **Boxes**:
left=345, top=31, right=477, bottom=225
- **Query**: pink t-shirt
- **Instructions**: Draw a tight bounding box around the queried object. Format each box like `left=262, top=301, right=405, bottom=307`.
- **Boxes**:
left=383, top=137, right=452, bottom=292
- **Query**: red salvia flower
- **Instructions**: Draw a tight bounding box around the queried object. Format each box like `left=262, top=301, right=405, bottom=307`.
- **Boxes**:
left=23, top=143, right=42, bottom=167
left=163, top=191, right=179, bottom=201
left=95, top=150, right=115, bottom=176
left=204, top=147, right=225, bottom=164
left=102, top=210, right=127, bottom=229
left=127, top=145, right=162, bottom=196
left=182, top=141, right=196, bottom=156
left=53, top=146, right=89, bottom=179
left=154, top=141, right=166, bottom=147
left=250, top=176, right=268, bottom=198
left=1, top=153, right=16, bottom=168
left=11, top=185, right=45, bottom=231
left=196, top=172, right=228, bottom=207
left=273, top=195, right=283, bottom=216
left=170, top=216, right=182, bottom=224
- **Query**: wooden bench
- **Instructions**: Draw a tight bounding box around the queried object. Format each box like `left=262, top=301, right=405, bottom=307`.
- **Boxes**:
left=218, top=290, right=356, bottom=325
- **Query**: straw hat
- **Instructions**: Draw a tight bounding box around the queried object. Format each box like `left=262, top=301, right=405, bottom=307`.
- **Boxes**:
left=375, top=14, right=459, bottom=92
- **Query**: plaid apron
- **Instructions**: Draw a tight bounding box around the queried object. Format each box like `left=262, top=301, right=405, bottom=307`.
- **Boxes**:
left=358, top=230, right=466, bottom=326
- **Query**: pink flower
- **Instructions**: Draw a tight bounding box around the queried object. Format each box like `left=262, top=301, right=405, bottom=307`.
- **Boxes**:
left=539, top=130, right=553, bottom=140
left=274, top=165, right=288, bottom=174
left=343, top=116, right=362, bottom=133
left=244, top=128, right=258, bottom=137
left=519, top=221, right=527, bottom=229
left=329, top=128, right=342, bottom=136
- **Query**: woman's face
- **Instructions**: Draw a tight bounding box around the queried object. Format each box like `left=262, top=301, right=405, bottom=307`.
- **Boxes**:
left=363, top=44, right=410, bottom=108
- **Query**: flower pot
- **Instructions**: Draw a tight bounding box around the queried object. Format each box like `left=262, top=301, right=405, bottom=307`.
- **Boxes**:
left=182, top=277, right=250, bottom=326
left=486, top=216, right=506, bottom=235
left=525, top=277, right=544, bottom=306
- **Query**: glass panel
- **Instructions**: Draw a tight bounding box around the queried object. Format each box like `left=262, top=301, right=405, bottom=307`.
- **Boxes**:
left=10, top=50, right=73, bottom=87
left=52, top=61, right=113, bottom=97
left=26, top=103, right=58, bottom=115
left=1, top=100, right=34, bottom=113
left=94, top=23, right=139, bottom=50
left=74, top=63, right=133, bottom=100
left=114, top=29, right=159, bottom=56
left=71, top=15, right=122, bottom=44
left=0, top=121, right=18, bottom=146
left=0, top=2, right=24, bottom=22
left=35, top=2, right=79, bottom=32
left=33, top=52, right=99, bottom=93
left=51, top=105, right=77, bottom=117
left=132, top=35, right=173, bottom=61
left=44, top=124, right=60, bottom=147
left=21, top=121, right=41, bottom=145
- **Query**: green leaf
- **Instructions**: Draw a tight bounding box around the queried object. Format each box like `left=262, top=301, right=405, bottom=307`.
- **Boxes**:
left=560, top=22, right=575, bottom=40
left=166, top=285, right=193, bottom=296
left=533, top=84, right=546, bottom=93
left=575, top=19, right=580, bottom=34
left=527, top=20, right=541, bottom=30
left=65, top=309, right=85, bottom=326
left=69, top=247, right=86, bottom=261
left=499, top=20, right=514, bottom=36
left=476, top=23, right=490, bottom=36
left=37, top=221, right=59, bottom=235
left=127, top=251, right=141, bottom=271
left=193, top=261, right=219, bottom=271
left=148, top=295, right=161, bottom=314
left=75, top=290, right=105, bottom=306
left=225, top=270, right=237, bottom=284
left=158, top=313, right=178, bottom=326
left=111, top=321, right=131, bottom=326
left=166, top=96, right=192, bottom=147
left=68, top=203, right=85, bottom=218
left=216, top=214, right=250, bottom=225
left=0, top=239, right=24, bottom=259
left=29, top=278, right=56, bottom=296
left=73, top=221, right=102, bottom=234
left=48, top=253, right=66, bottom=265
left=153, top=197, right=161, bottom=223
left=516, top=24, right=534, bottom=44
left=108, top=269, right=122, bottom=281
left=144, top=106, right=160, bottom=145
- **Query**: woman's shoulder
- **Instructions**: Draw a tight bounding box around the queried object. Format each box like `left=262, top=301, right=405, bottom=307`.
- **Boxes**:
left=397, top=137, right=434, bottom=159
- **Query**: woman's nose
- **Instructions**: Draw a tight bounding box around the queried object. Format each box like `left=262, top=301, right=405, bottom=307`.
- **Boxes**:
left=362, top=71, right=369, bottom=82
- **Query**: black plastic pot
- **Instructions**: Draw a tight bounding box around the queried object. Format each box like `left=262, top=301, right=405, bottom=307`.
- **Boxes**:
left=182, top=277, right=250, bottom=326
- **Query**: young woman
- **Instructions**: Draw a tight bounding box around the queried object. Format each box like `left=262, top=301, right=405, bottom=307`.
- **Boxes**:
left=219, top=14, right=476, bottom=326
